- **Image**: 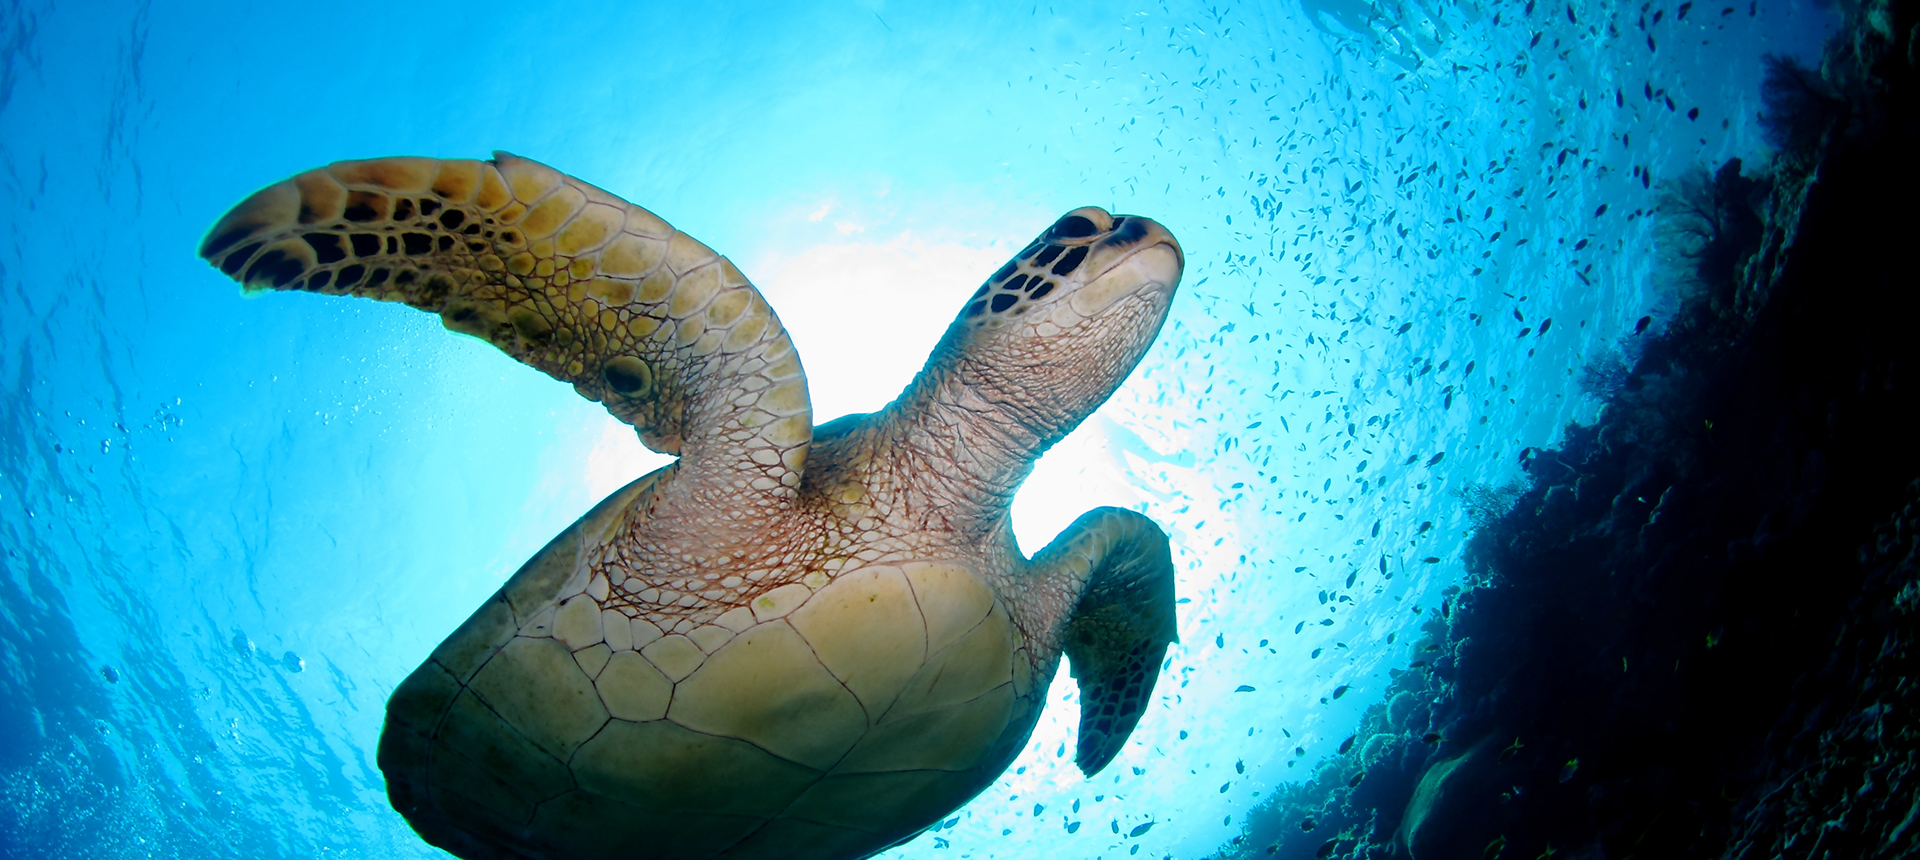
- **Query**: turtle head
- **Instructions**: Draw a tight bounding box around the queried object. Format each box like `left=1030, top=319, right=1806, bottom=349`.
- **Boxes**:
left=945, top=207, right=1182, bottom=431
left=867, top=208, right=1180, bottom=530
left=913, top=207, right=1182, bottom=452
left=961, top=207, right=1183, bottom=333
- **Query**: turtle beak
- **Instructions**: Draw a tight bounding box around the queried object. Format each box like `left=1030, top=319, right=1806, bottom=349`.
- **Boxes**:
left=1068, top=216, right=1183, bottom=318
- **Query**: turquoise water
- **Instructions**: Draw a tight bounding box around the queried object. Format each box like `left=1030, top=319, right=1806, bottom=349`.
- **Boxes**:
left=0, top=1, right=1834, bottom=858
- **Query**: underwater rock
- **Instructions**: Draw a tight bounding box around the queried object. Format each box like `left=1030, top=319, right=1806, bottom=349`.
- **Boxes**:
left=1718, top=481, right=1920, bottom=857
left=1394, top=738, right=1512, bottom=860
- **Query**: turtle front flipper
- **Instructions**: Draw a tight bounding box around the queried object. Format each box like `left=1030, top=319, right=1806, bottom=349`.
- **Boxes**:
left=199, top=153, right=811, bottom=501
left=1033, top=507, right=1178, bottom=775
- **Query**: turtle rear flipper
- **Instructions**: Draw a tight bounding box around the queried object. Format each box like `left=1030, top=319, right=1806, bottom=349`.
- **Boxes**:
left=199, top=153, right=812, bottom=501
left=1035, top=507, right=1178, bottom=776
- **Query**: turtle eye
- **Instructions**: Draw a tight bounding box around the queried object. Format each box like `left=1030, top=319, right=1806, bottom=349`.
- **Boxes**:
left=1046, top=215, right=1099, bottom=241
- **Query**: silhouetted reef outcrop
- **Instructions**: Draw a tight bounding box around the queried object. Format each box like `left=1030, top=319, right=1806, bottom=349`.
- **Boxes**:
left=1223, top=0, right=1920, bottom=856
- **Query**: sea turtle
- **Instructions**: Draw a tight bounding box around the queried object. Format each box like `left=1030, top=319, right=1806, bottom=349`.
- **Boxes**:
left=198, top=153, right=1184, bottom=860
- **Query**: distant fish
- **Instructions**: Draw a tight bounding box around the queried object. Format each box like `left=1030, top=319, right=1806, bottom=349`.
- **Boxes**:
left=1634, top=315, right=1653, bottom=334
left=100, top=666, right=119, bottom=684
left=1500, top=737, right=1525, bottom=762
left=1559, top=758, right=1580, bottom=782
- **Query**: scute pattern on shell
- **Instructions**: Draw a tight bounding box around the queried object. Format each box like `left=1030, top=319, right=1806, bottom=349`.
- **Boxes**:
left=379, top=471, right=1042, bottom=860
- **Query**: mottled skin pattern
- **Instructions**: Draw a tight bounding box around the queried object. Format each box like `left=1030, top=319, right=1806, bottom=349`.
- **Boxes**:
left=199, top=154, right=1184, bottom=860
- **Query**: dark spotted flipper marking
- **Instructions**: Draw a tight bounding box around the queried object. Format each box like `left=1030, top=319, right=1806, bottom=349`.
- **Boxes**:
left=198, top=153, right=812, bottom=502
left=1033, top=507, right=1178, bottom=775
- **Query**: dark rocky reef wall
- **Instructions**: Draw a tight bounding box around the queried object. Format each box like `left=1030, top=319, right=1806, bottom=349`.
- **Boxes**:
left=1223, top=0, right=1920, bottom=856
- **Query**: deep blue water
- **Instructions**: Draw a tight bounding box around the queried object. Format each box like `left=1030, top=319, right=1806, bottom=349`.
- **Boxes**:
left=0, top=1, right=1836, bottom=858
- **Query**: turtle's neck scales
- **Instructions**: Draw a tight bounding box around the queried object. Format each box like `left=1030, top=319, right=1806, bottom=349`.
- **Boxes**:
left=799, top=418, right=1083, bottom=659
left=788, top=354, right=1097, bottom=646
left=862, top=356, right=1073, bottom=542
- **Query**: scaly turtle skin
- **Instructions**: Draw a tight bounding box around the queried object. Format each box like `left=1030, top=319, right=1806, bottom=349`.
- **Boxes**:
left=199, top=153, right=1184, bottom=860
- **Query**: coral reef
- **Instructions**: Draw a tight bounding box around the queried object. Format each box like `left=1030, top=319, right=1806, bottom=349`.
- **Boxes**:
left=1224, top=0, right=1920, bottom=855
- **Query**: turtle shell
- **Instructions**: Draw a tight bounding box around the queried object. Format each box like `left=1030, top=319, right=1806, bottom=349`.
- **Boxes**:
left=378, top=472, right=1047, bottom=860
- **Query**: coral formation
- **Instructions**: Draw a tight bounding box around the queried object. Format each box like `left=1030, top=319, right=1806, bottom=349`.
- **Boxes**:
left=1223, top=0, right=1919, bottom=854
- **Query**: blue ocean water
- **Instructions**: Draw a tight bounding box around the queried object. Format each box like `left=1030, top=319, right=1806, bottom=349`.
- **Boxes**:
left=0, top=1, right=1837, bottom=858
